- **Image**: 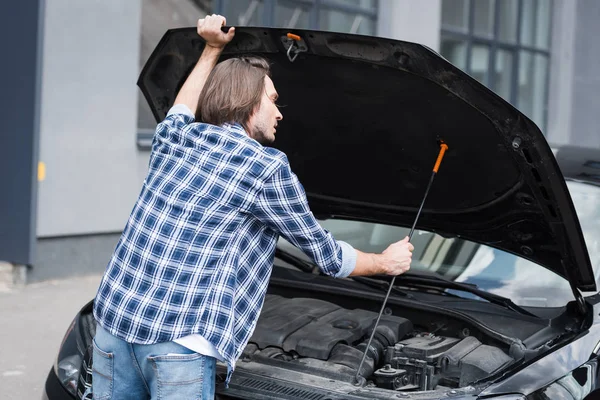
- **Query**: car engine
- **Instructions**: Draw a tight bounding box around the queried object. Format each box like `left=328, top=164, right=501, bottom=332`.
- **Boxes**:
left=242, top=295, right=514, bottom=391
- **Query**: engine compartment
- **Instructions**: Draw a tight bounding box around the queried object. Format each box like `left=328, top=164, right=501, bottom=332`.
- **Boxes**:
left=243, top=295, right=514, bottom=392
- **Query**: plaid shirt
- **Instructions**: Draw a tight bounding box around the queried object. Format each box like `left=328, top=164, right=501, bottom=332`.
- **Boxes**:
left=93, top=105, right=356, bottom=381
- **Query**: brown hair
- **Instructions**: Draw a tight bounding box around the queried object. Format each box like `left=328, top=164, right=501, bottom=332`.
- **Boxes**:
left=196, top=56, right=270, bottom=131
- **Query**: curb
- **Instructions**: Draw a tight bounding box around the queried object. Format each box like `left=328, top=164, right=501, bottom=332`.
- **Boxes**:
left=0, top=261, right=27, bottom=291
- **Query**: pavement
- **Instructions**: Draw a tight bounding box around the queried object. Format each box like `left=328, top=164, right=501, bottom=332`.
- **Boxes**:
left=0, top=274, right=102, bottom=400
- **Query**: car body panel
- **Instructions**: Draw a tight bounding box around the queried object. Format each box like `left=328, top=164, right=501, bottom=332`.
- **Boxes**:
left=481, top=294, right=600, bottom=396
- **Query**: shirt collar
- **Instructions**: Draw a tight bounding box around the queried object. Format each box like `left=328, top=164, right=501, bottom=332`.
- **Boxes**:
left=220, top=122, right=263, bottom=148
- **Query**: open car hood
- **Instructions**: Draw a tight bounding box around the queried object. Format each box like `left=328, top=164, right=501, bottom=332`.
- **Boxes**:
left=138, top=27, right=595, bottom=291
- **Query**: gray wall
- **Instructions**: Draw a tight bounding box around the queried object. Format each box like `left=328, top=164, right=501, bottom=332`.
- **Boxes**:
left=31, top=233, right=121, bottom=283
left=377, top=0, right=441, bottom=52
left=547, top=0, right=600, bottom=148
left=37, top=0, right=144, bottom=237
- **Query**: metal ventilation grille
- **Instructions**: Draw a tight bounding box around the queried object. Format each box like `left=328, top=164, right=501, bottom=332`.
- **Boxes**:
left=238, top=378, right=330, bottom=400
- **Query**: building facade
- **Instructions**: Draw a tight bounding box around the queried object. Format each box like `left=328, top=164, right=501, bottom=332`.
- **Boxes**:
left=1, top=0, right=599, bottom=282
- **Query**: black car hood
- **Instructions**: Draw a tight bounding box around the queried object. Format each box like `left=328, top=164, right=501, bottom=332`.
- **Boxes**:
left=138, top=27, right=594, bottom=291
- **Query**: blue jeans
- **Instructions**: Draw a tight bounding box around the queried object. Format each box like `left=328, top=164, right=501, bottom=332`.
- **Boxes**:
left=87, top=324, right=216, bottom=400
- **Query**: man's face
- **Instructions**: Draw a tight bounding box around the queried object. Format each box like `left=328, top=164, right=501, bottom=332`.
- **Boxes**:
left=247, top=76, right=283, bottom=145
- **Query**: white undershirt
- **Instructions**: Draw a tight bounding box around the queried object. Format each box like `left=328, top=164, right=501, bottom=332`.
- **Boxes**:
left=174, top=334, right=225, bottom=361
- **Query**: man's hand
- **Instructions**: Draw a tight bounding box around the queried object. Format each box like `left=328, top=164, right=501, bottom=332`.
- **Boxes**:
left=350, top=236, right=414, bottom=277
left=174, top=14, right=235, bottom=114
left=198, top=14, right=235, bottom=49
left=380, top=236, right=414, bottom=275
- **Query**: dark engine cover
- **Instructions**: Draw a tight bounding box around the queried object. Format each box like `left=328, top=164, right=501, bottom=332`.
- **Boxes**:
left=250, top=295, right=413, bottom=360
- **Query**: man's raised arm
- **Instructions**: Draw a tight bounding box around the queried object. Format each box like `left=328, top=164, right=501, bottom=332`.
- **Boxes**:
left=174, top=14, right=235, bottom=115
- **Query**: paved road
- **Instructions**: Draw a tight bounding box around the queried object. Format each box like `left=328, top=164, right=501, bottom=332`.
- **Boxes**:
left=0, top=275, right=101, bottom=399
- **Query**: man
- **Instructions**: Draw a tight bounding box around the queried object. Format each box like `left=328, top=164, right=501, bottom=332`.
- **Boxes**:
left=90, top=15, right=414, bottom=399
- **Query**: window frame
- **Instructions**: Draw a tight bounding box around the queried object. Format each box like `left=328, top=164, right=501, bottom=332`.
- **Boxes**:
left=214, top=0, right=378, bottom=32
left=441, top=0, right=552, bottom=130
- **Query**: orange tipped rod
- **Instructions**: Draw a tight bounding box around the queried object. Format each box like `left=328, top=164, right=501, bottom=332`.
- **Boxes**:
left=354, top=140, right=450, bottom=385
left=287, top=33, right=301, bottom=41
left=433, top=142, right=449, bottom=173
left=409, top=140, right=449, bottom=240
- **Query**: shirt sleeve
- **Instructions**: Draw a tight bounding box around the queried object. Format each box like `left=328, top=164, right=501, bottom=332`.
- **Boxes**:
left=151, top=104, right=196, bottom=151
left=158, top=104, right=195, bottom=132
left=167, top=104, right=195, bottom=119
left=252, top=162, right=356, bottom=278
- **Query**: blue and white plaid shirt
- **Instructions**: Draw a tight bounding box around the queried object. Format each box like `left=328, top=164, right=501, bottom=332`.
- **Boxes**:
left=93, top=105, right=356, bottom=381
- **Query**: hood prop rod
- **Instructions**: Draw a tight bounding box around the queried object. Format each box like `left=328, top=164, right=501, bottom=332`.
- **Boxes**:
left=562, top=259, right=588, bottom=316
left=354, top=141, right=449, bottom=386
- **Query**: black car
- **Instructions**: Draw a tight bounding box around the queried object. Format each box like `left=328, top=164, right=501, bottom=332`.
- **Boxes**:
left=44, top=27, right=600, bottom=399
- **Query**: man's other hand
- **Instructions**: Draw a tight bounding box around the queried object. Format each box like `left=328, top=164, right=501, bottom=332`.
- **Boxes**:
left=198, top=14, right=235, bottom=49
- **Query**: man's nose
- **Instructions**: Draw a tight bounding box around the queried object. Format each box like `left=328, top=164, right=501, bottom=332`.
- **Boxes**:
left=276, top=108, right=283, bottom=121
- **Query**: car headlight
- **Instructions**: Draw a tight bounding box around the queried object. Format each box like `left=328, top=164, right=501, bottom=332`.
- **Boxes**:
left=54, top=319, right=82, bottom=396
left=57, top=354, right=82, bottom=395
left=53, top=305, right=95, bottom=398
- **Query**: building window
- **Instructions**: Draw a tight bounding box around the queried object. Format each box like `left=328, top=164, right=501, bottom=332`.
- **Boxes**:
left=215, top=0, right=378, bottom=35
left=440, top=0, right=552, bottom=131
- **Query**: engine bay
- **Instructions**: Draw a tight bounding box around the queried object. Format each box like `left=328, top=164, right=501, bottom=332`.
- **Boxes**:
left=241, top=295, right=515, bottom=392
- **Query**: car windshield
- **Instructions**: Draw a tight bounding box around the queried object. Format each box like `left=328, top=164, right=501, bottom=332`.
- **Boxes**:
left=277, top=181, right=600, bottom=308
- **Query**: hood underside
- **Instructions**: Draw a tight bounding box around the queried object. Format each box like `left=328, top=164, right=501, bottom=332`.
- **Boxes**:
left=138, top=27, right=594, bottom=291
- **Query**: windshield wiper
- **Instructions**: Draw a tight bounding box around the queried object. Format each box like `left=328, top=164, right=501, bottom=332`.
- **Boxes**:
left=395, top=270, right=539, bottom=318
left=275, top=248, right=537, bottom=318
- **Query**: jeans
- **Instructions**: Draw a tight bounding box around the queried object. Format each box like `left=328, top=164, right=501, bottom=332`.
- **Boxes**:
left=87, top=324, right=216, bottom=400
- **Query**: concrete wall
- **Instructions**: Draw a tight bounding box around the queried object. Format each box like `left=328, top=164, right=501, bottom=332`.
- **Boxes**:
left=547, top=0, right=600, bottom=148
left=31, top=233, right=121, bottom=283
left=377, top=0, right=441, bottom=52
left=37, top=0, right=143, bottom=237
